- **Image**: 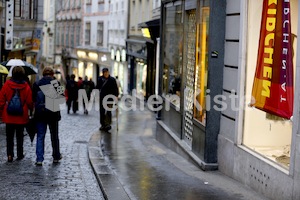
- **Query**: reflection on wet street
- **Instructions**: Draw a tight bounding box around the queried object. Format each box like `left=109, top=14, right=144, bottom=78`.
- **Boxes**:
left=100, top=106, right=247, bottom=200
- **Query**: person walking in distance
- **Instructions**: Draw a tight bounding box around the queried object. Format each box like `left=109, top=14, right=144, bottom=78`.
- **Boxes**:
left=96, top=68, right=119, bottom=131
left=66, top=74, right=78, bottom=114
left=0, top=66, right=33, bottom=162
left=32, top=67, right=62, bottom=166
left=82, top=76, right=95, bottom=114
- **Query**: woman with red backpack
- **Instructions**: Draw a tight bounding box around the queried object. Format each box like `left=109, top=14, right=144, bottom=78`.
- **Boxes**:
left=0, top=66, right=33, bottom=162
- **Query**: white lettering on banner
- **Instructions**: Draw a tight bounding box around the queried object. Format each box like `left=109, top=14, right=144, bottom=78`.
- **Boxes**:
left=280, top=1, right=291, bottom=103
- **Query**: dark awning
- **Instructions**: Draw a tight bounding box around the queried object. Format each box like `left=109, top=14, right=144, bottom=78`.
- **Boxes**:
left=138, top=19, right=160, bottom=28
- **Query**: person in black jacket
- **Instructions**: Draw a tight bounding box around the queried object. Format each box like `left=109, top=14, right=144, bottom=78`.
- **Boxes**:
left=66, top=74, right=78, bottom=114
left=32, top=67, right=62, bottom=166
left=96, top=68, right=119, bottom=131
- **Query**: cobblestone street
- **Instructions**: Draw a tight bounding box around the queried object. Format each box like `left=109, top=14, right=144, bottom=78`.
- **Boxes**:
left=0, top=109, right=104, bottom=200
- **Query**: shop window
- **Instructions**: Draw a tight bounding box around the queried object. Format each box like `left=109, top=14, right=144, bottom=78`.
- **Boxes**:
left=243, top=0, right=298, bottom=169
left=78, top=62, right=84, bottom=79
left=162, top=2, right=183, bottom=108
left=136, top=61, right=147, bottom=97
left=194, top=4, right=210, bottom=124
left=85, top=63, right=93, bottom=80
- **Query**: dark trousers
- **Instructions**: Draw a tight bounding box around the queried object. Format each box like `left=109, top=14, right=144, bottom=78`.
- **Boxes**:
left=100, top=102, right=112, bottom=127
left=67, top=98, right=78, bottom=113
left=36, top=120, right=61, bottom=162
left=6, top=124, right=24, bottom=158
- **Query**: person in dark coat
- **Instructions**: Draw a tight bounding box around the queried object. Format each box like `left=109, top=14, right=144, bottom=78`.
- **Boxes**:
left=0, top=66, right=33, bottom=162
left=32, top=67, right=62, bottom=166
left=66, top=74, right=78, bottom=114
left=82, top=76, right=95, bottom=115
left=96, top=68, right=119, bottom=131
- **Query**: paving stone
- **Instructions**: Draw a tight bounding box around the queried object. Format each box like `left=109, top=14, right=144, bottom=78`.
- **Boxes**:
left=0, top=110, right=104, bottom=200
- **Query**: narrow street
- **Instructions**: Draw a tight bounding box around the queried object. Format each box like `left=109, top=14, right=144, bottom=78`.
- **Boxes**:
left=0, top=109, right=104, bottom=200
left=91, top=102, right=268, bottom=200
left=0, top=102, right=267, bottom=200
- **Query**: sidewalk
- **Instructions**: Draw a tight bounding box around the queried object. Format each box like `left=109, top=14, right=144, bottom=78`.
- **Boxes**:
left=0, top=110, right=104, bottom=200
left=88, top=102, right=268, bottom=200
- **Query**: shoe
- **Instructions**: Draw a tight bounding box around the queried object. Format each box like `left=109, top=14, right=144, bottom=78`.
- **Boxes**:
left=35, top=162, right=43, bottom=166
left=16, top=155, right=25, bottom=160
left=99, top=126, right=105, bottom=131
left=7, top=155, right=13, bottom=163
left=53, top=155, right=62, bottom=163
left=105, top=125, right=112, bottom=131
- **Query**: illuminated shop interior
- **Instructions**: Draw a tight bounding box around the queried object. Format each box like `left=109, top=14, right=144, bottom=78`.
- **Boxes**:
left=243, top=0, right=298, bottom=169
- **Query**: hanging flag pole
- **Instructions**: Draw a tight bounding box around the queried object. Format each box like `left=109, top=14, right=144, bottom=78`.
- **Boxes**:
left=250, top=0, right=294, bottom=119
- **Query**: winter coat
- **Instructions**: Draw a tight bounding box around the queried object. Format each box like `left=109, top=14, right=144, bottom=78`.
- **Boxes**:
left=66, top=80, right=78, bottom=100
left=96, top=76, right=119, bottom=101
left=32, top=76, right=61, bottom=122
left=0, top=79, right=33, bottom=124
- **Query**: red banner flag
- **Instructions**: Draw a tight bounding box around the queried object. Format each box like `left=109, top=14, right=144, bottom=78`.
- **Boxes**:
left=251, top=0, right=294, bottom=119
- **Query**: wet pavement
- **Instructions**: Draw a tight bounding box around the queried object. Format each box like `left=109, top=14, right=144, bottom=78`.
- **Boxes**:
left=0, top=109, right=104, bottom=199
left=0, top=101, right=268, bottom=200
left=93, top=101, right=268, bottom=200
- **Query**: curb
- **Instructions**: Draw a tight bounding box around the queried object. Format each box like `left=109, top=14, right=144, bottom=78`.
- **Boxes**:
left=88, top=131, right=130, bottom=200
left=156, top=120, right=218, bottom=171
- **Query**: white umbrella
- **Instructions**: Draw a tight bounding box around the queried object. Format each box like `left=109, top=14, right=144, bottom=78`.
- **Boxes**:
left=2, top=59, right=38, bottom=76
left=5, top=59, right=27, bottom=67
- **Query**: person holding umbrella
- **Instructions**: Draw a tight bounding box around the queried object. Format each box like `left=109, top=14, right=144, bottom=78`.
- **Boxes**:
left=0, top=66, right=33, bottom=162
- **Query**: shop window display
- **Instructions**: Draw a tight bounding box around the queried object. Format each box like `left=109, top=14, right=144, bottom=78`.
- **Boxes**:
left=162, top=2, right=183, bottom=108
left=194, top=3, right=209, bottom=124
left=136, top=61, right=147, bottom=97
left=243, top=0, right=298, bottom=169
left=85, top=62, right=93, bottom=79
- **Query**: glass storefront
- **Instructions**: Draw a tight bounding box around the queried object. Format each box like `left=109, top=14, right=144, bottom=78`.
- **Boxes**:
left=162, top=2, right=183, bottom=108
left=78, top=61, right=84, bottom=79
left=86, top=62, right=93, bottom=80
left=113, top=61, right=125, bottom=95
left=136, top=61, right=147, bottom=97
left=194, top=2, right=209, bottom=124
left=243, top=0, right=298, bottom=169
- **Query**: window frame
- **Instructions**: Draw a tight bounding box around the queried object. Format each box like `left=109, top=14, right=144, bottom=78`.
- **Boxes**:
left=85, top=22, right=91, bottom=46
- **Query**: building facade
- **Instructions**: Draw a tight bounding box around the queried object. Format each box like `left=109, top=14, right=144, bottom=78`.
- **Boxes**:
left=41, top=0, right=55, bottom=72
left=218, top=0, right=300, bottom=199
left=108, top=0, right=129, bottom=95
left=1, top=0, right=43, bottom=67
left=55, top=0, right=82, bottom=82
left=157, top=0, right=226, bottom=170
left=126, top=0, right=155, bottom=98
left=76, top=0, right=111, bottom=84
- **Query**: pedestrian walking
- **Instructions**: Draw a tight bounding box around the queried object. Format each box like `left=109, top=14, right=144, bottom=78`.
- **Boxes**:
left=32, top=67, right=62, bottom=166
left=66, top=74, right=79, bottom=114
left=78, top=77, right=83, bottom=89
left=96, top=68, right=119, bottom=131
left=0, top=66, right=33, bottom=162
left=82, top=76, right=95, bottom=115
